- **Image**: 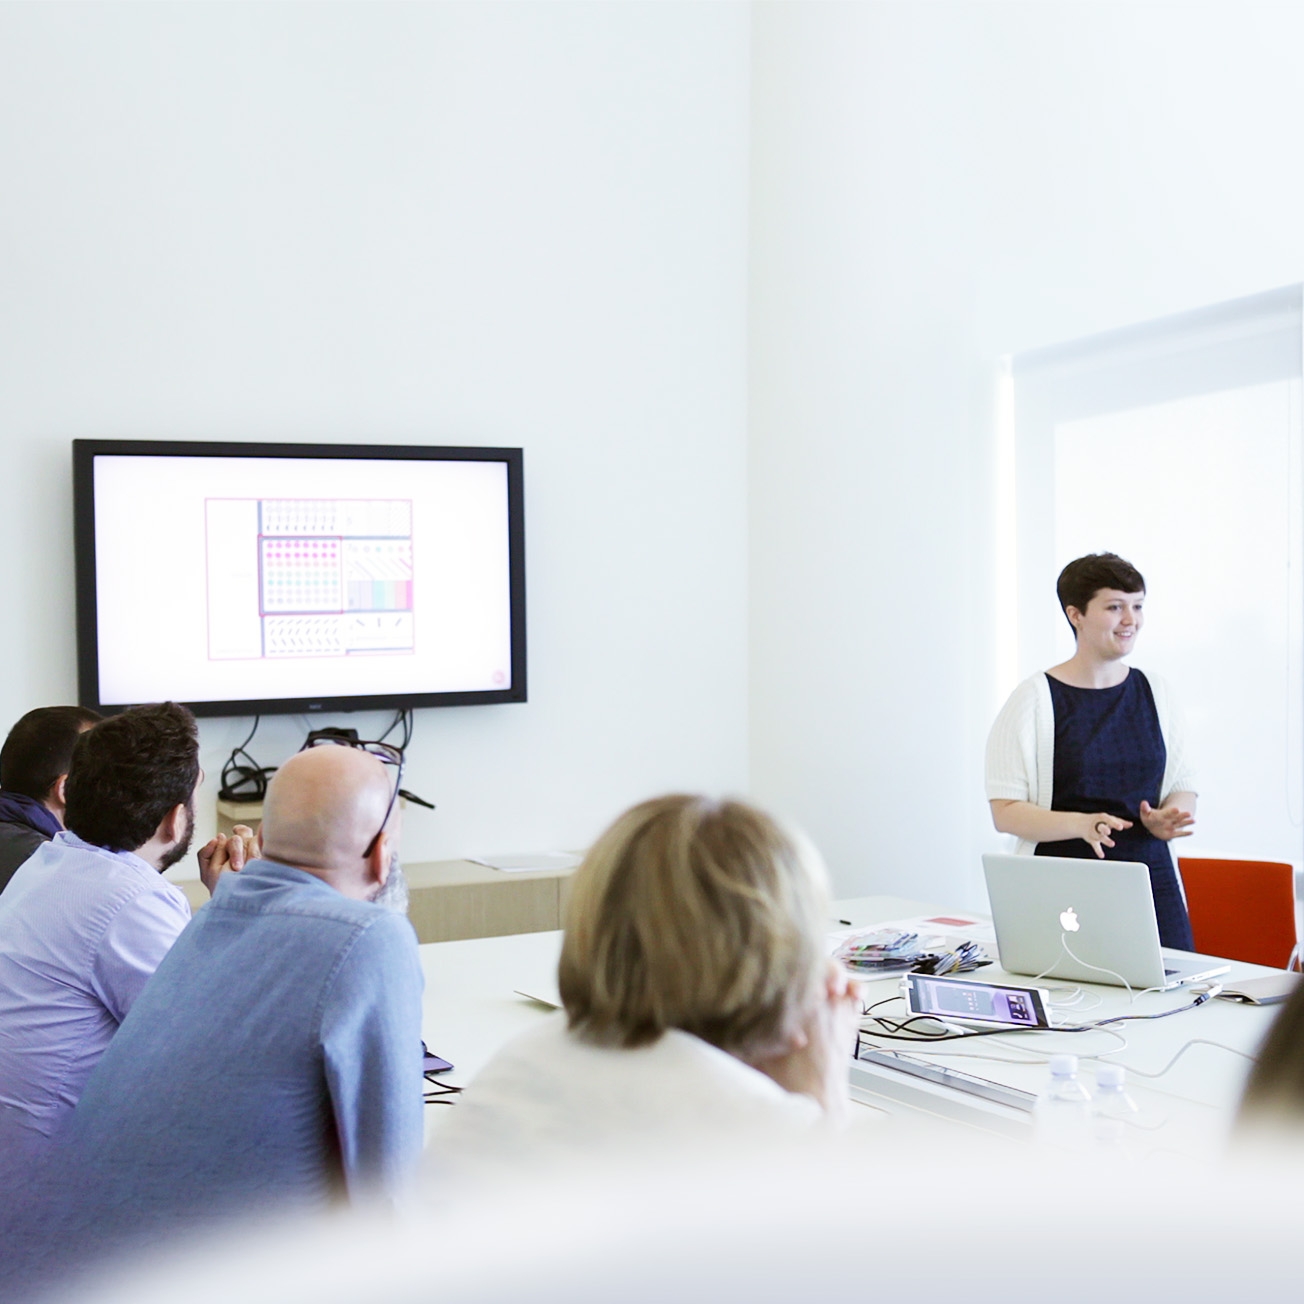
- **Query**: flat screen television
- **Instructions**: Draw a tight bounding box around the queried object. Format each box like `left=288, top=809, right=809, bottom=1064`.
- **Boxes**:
left=73, top=440, right=526, bottom=717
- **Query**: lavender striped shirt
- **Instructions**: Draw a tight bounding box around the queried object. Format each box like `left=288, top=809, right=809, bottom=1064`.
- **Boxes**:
left=0, top=831, right=191, bottom=1148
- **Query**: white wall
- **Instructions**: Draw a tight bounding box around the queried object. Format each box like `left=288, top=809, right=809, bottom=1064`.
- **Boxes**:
left=0, top=1, right=752, bottom=875
left=749, top=1, right=1304, bottom=905
left=13, top=0, right=1304, bottom=907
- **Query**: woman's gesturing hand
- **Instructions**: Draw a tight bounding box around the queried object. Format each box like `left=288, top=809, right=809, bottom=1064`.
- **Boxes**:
left=1139, top=800, right=1195, bottom=841
left=1079, top=812, right=1132, bottom=859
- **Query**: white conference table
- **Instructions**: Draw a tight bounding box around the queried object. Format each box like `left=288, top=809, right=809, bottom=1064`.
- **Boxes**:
left=838, top=898, right=1280, bottom=1154
left=419, top=894, right=1282, bottom=1155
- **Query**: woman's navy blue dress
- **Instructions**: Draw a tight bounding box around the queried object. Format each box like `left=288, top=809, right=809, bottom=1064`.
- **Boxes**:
left=1034, top=670, right=1194, bottom=951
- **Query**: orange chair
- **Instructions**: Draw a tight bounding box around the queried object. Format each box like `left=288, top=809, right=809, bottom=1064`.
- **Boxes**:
left=1177, top=857, right=1299, bottom=969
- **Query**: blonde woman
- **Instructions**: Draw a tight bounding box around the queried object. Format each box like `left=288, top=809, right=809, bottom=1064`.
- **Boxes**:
left=1235, top=976, right=1304, bottom=1142
left=428, top=795, right=859, bottom=1176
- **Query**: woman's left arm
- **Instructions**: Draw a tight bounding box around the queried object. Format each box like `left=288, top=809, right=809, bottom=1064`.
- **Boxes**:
left=1140, top=791, right=1197, bottom=841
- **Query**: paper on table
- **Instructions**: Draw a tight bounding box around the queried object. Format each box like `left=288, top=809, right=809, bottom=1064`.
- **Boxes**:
left=468, top=852, right=582, bottom=873
left=514, top=983, right=562, bottom=1008
left=883, top=913, right=996, bottom=945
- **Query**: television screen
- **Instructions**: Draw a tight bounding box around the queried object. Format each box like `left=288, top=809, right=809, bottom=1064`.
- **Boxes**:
left=73, top=440, right=526, bottom=717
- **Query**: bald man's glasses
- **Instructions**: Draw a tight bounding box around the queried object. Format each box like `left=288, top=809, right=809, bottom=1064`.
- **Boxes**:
left=299, top=736, right=404, bottom=859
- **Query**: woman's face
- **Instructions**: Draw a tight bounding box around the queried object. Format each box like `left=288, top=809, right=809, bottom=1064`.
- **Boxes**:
left=1069, top=588, right=1145, bottom=660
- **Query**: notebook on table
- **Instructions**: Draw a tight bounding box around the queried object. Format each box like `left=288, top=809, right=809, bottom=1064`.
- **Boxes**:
left=1216, top=973, right=1300, bottom=1005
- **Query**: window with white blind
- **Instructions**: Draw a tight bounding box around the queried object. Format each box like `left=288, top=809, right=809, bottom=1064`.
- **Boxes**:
left=1009, top=286, right=1304, bottom=869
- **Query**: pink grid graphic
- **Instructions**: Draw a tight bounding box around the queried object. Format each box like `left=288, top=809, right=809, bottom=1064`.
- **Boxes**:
left=205, top=496, right=418, bottom=662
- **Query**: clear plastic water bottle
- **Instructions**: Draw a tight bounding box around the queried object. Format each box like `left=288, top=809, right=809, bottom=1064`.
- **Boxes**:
left=1090, top=1063, right=1141, bottom=1157
left=1092, top=1063, right=1141, bottom=1123
left=1033, top=1053, right=1093, bottom=1151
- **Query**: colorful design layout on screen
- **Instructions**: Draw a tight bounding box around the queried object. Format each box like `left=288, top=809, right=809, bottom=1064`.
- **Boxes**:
left=206, top=498, right=416, bottom=661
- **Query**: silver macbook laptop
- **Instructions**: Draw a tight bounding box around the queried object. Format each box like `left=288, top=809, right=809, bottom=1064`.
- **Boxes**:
left=982, top=853, right=1230, bottom=992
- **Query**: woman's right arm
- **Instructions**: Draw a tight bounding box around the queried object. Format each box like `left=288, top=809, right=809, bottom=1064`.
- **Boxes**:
left=986, top=677, right=1129, bottom=857
left=988, top=800, right=1131, bottom=859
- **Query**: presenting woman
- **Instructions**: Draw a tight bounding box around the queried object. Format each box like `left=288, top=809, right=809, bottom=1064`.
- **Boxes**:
left=985, top=552, right=1197, bottom=950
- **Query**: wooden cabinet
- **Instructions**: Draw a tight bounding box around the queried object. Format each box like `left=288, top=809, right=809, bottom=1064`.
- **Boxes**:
left=185, top=802, right=577, bottom=943
left=402, top=859, right=574, bottom=943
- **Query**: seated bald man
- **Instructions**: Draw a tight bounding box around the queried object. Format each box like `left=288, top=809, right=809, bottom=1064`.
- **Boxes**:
left=61, top=742, right=424, bottom=1240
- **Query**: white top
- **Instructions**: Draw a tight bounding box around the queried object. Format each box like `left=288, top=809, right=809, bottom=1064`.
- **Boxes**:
left=425, top=1014, right=820, bottom=1183
left=985, top=669, right=1197, bottom=855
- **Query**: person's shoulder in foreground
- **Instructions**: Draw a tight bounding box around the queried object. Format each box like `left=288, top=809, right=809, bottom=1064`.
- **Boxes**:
left=62, top=741, right=424, bottom=1254
left=427, top=793, right=855, bottom=1185
left=0, top=704, right=102, bottom=891
left=0, top=703, right=199, bottom=1150
left=432, top=1011, right=820, bottom=1181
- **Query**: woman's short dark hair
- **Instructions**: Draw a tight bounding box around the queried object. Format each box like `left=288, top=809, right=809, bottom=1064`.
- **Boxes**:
left=64, top=703, right=199, bottom=852
left=0, top=706, right=104, bottom=801
left=1056, top=553, right=1146, bottom=633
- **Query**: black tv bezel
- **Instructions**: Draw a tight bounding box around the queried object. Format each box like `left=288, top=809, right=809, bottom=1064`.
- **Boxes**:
left=73, top=439, right=527, bottom=719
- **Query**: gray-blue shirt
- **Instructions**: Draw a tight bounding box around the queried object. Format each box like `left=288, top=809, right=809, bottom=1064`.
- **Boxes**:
left=65, top=857, right=425, bottom=1233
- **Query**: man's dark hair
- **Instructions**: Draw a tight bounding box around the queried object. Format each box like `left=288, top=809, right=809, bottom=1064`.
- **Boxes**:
left=0, top=706, right=104, bottom=801
left=1056, top=553, right=1146, bottom=634
left=64, top=703, right=199, bottom=852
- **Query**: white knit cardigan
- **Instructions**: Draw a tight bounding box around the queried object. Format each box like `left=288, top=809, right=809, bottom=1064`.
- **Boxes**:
left=985, top=669, right=1197, bottom=856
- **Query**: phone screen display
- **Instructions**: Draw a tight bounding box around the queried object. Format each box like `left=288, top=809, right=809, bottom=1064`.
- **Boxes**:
left=905, top=974, right=1050, bottom=1027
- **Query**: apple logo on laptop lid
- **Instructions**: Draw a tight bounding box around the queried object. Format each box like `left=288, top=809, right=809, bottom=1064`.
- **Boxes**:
left=1059, top=906, right=1080, bottom=932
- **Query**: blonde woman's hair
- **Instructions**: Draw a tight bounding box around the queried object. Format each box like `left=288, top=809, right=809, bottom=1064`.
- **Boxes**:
left=1236, top=978, right=1304, bottom=1138
left=558, top=794, right=830, bottom=1056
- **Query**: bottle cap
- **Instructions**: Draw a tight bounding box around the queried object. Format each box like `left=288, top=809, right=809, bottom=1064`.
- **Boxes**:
left=1096, top=1063, right=1126, bottom=1088
left=1049, top=1053, right=1078, bottom=1076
